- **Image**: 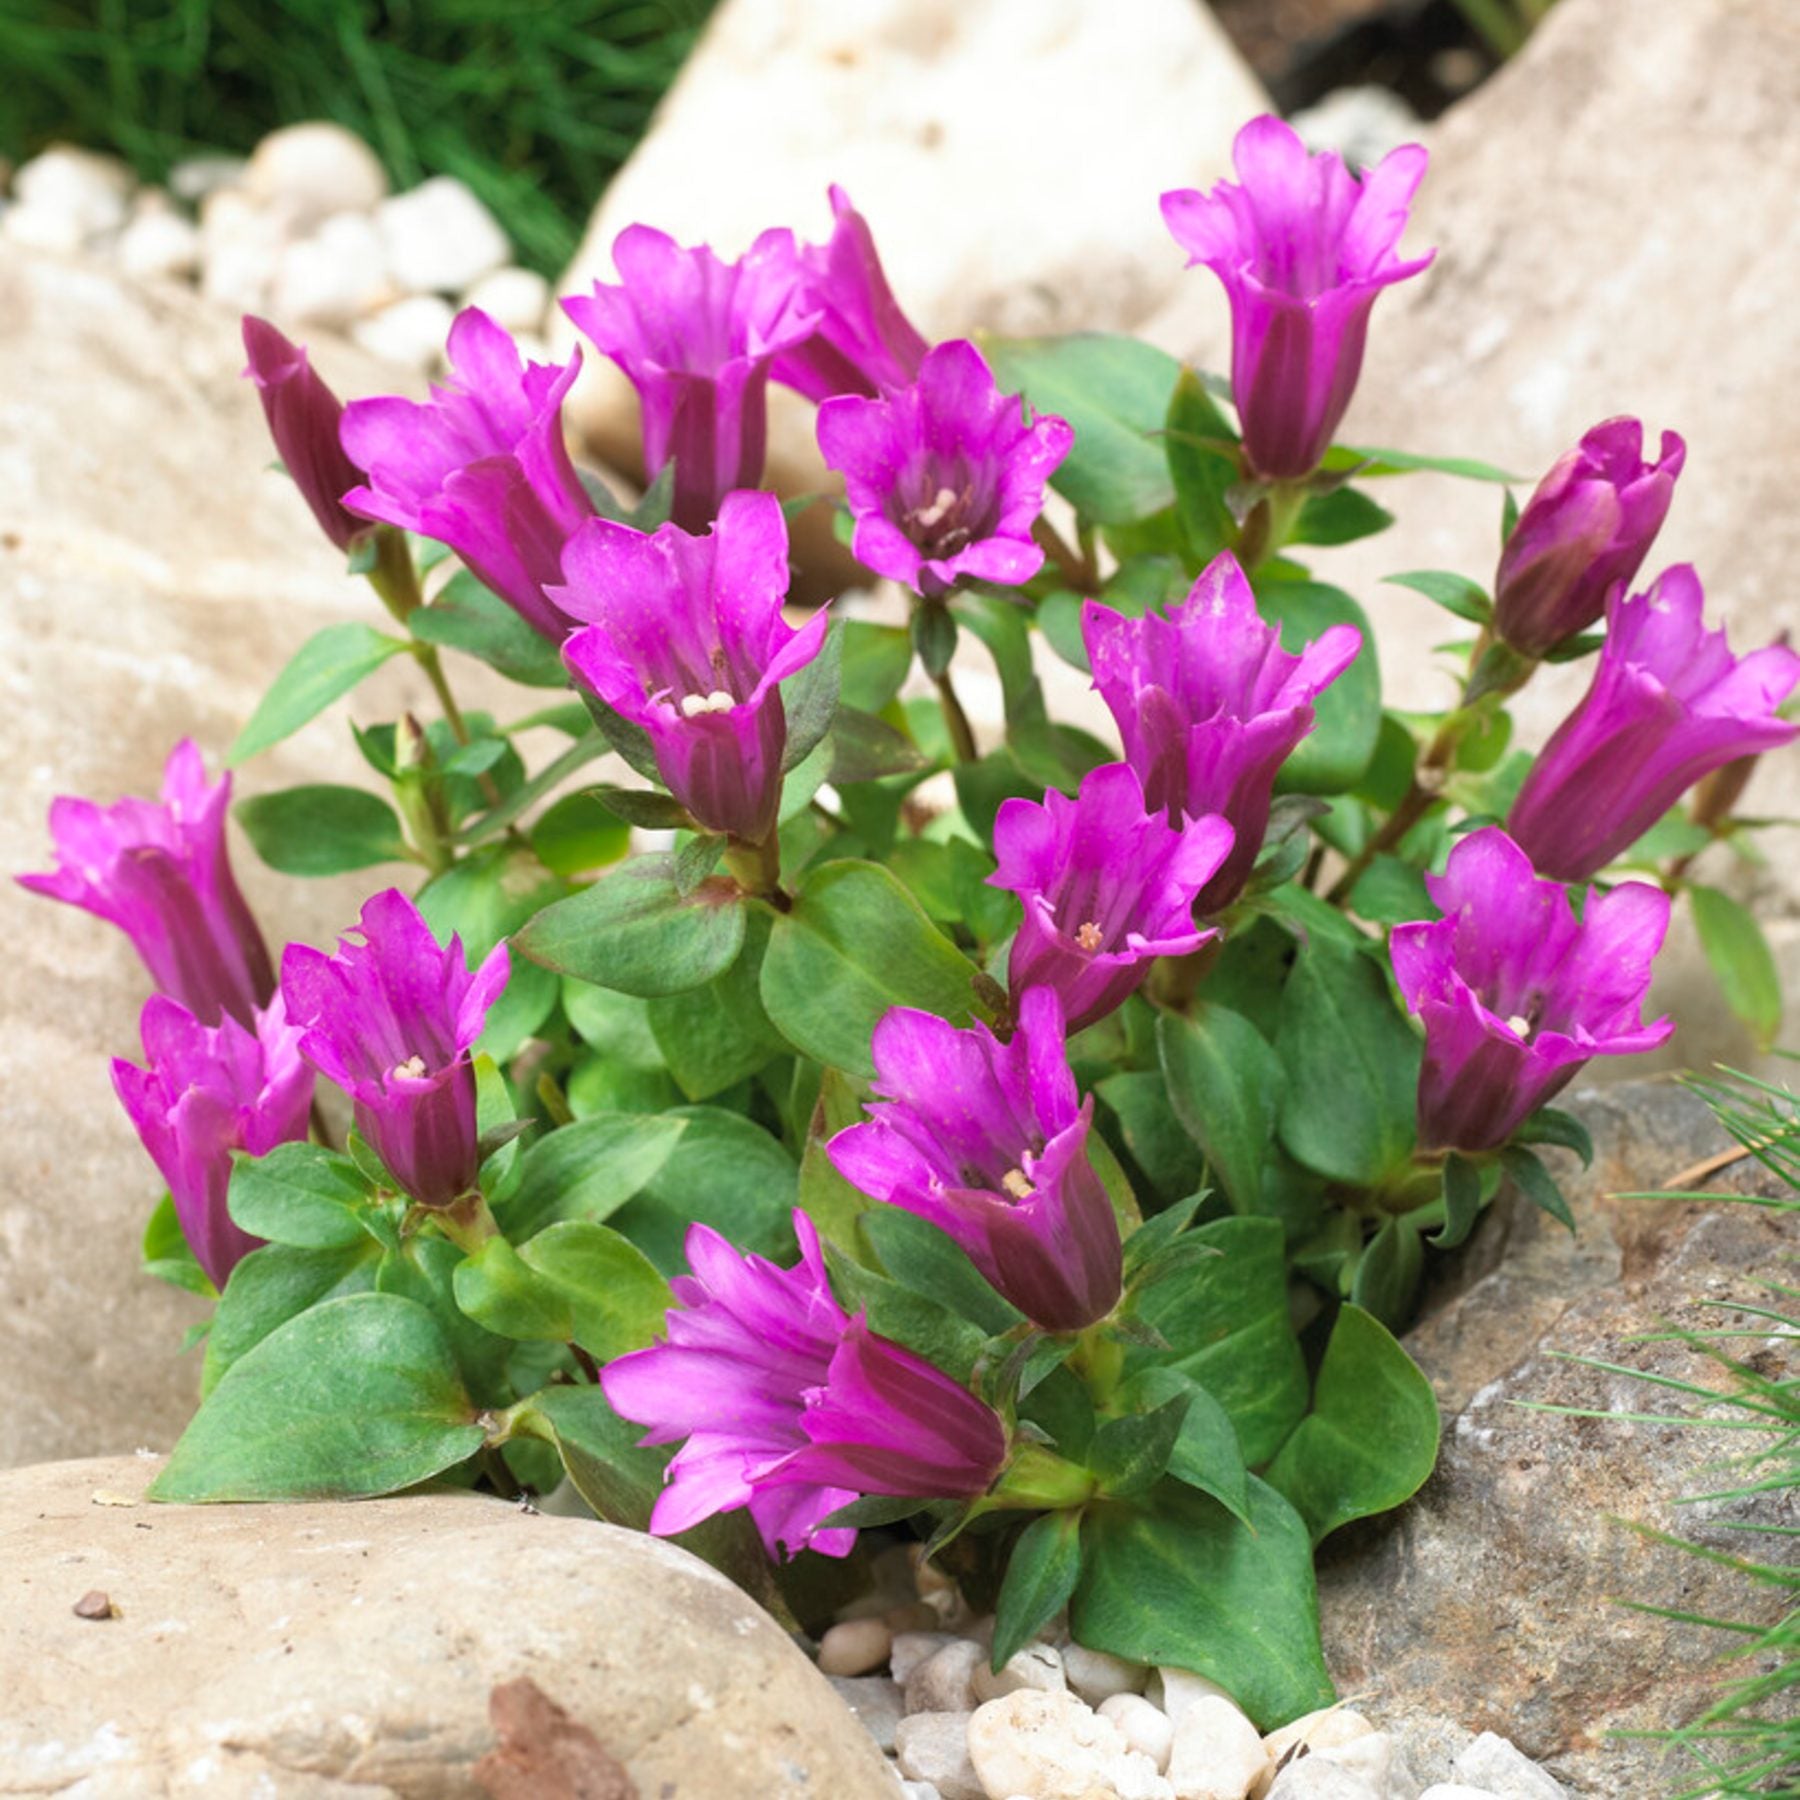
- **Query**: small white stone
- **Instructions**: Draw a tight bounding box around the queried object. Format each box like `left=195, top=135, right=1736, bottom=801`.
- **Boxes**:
left=967, top=1689, right=1175, bottom=1800
left=895, top=1711, right=983, bottom=1800
left=1259, top=1706, right=1377, bottom=1772
left=1418, top=1788, right=1503, bottom=1800
left=1167, top=1695, right=1269, bottom=1800
left=1148, top=1666, right=1237, bottom=1726
left=906, top=1639, right=983, bottom=1715
left=2, top=204, right=88, bottom=255
left=244, top=121, right=388, bottom=223
left=827, top=1673, right=903, bottom=1752
left=1064, top=1644, right=1147, bottom=1705
left=891, top=1630, right=956, bottom=1687
left=461, top=264, right=552, bottom=334
left=1100, top=1694, right=1175, bottom=1772
left=901, top=1783, right=945, bottom=1800
left=1264, top=1758, right=1383, bottom=1800
left=169, top=155, right=247, bottom=204
left=378, top=176, right=510, bottom=295
left=352, top=294, right=455, bottom=373
left=818, top=1617, right=892, bottom=1678
left=1309, top=1731, right=1391, bottom=1793
left=271, top=211, right=390, bottom=327
left=13, top=146, right=133, bottom=241
left=971, top=1643, right=1066, bottom=1704
left=198, top=188, right=286, bottom=312
left=1289, top=84, right=1423, bottom=172
left=1452, top=1733, right=1569, bottom=1800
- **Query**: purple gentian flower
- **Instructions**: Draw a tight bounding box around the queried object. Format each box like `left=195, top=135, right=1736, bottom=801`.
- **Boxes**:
left=340, top=307, right=594, bottom=641
left=18, top=739, right=275, bottom=1029
left=772, top=185, right=930, bottom=402
left=816, top=338, right=1073, bottom=599
left=1161, top=114, right=1433, bottom=482
left=990, top=763, right=1235, bottom=1034
left=241, top=314, right=367, bottom=553
left=111, top=993, right=313, bottom=1291
left=564, top=224, right=817, bottom=531
left=828, top=988, right=1123, bottom=1333
left=281, top=889, right=509, bottom=1209
left=1391, top=828, right=1672, bottom=1154
left=1082, top=551, right=1361, bottom=913
left=1508, top=567, right=1800, bottom=881
left=602, top=1211, right=1008, bottom=1561
left=555, top=489, right=827, bottom=844
left=1494, top=418, right=1686, bottom=657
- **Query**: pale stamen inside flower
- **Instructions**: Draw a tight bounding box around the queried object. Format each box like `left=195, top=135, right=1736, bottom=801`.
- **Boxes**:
left=1076, top=920, right=1105, bottom=952
left=1000, top=1168, right=1034, bottom=1200
left=905, top=481, right=979, bottom=558
left=679, top=689, right=736, bottom=717
left=392, top=1055, right=428, bottom=1081
left=1504, top=1013, right=1534, bottom=1040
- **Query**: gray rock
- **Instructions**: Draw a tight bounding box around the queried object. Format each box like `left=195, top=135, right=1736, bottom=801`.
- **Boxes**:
left=905, top=1638, right=984, bottom=1715
left=1318, top=1081, right=1796, bottom=1800
left=1264, top=1756, right=1381, bottom=1800
left=1418, top=1789, right=1502, bottom=1800
left=1289, top=85, right=1423, bottom=170
left=895, top=1710, right=983, bottom=1800
left=829, top=1674, right=905, bottom=1753
left=0, top=1453, right=900, bottom=1796
left=1453, top=1734, right=1568, bottom=1800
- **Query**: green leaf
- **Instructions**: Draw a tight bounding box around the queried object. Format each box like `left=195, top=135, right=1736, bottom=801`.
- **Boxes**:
left=761, top=859, right=980, bottom=1077
left=1276, top=939, right=1420, bottom=1187
left=1350, top=1214, right=1425, bottom=1330
left=1116, top=1367, right=1250, bottom=1524
left=141, top=1193, right=215, bottom=1298
left=992, top=1511, right=1085, bottom=1670
left=201, top=1239, right=382, bottom=1395
left=152, top=1292, right=484, bottom=1502
left=1165, top=368, right=1239, bottom=565
left=235, top=785, right=409, bottom=876
left=1512, top=1106, right=1594, bottom=1168
left=375, top=1233, right=514, bottom=1408
left=827, top=707, right=930, bottom=784
left=505, top=1110, right=689, bottom=1238
left=227, top=1142, right=371, bottom=1248
left=982, top=332, right=1180, bottom=524
left=1328, top=445, right=1519, bottom=483
left=1290, top=487, right=1394, bottom=547
left=1072, top=1479, right=1334, bottom=1730
left=1089, top=1394, right=1190, bottom=1499
left=230, top=622, right=409, bottom=763
left=416, top=842, right=566, bottom=956
left=797, top=1067, right=876, bottom=1260
left=516, top=854, right=747, bottom=997
left=781, top=618, right=843, bottom=772
left=1689, top=882, right=1783, bottom=1050
left=1157, top=1006, right=1285, bottom=1215
left=1263, top=1304, right=1440, bottom=1546
left=839, top=621, right=914, bottom=713
left=860, top=1208, right=1022, bottom=1336
left=1501, top=1145, right=1576, bottom=1233
left=954, top=587, right=1044, bottom=729
left=1348, top=854, right=1436, bottom=926
left=646, top=912, right=786, bottom=1100
left=529, top=790, right=631, bottom=877
left=1432, top=1152, right=1485, bottom=1250
left=1133, top=1217, right=1308, bottom=1465
left=410, top=568, right=567, bottom=687
left=1384, top=569, right=1494, bottom=626
left=825, top=1246, right=989, bottom=1381
left=453, top=1222, right=671, bottom=1359
left=1096, top=1072, right=1208, bottom=1210
left=1259, top=582, right=1380, bottom=796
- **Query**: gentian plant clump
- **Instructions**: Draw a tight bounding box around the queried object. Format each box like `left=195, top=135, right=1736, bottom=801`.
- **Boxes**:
left=23, top=116, right=1798, bottom=1727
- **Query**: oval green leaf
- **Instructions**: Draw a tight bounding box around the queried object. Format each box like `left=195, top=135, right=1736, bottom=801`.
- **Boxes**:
left=1258, top=581, right=1381, bottom=796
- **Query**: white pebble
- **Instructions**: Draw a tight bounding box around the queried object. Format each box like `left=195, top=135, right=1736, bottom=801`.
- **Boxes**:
left=1419, top=1788, right=1503, bottom=1800
left=2, top=204, right=89, bottom=255
left=1167, top=1695, right=1270, bottom=1800
left=827, top=1673, right=902, bottom=1752
left=906, top=1639, right=983, bottom=1715
left=245, top=121, right=388, bottom=223
left=1100, top=1694, right=1175, bottom=1771
left=1452, top=1733, right=1568, bottom=1800
left=971, top=1643, right=1066, bottom=1704
left=817, top=1616, right=892, bottom=1677
left=13, top=146, right=133, bottom=241
left=352, top=294, right=455, bottom=373
left=271, top=211, right=390, bottom=327
left=199, top=188, right=286, bottom=312
left=1265, top=1758, right=1383, bottom=1800
left=1258, top=1706, right=1377, bottom=1786
left=1063, top=1644, right=1147, bottom=1704
left=891, top=1630, right=956, bottom=1686
left=968, top=1689, right=1175, bottom=1800
left=169, top=155, right=246, bottom=204
left=1311, top=1731, right=1391, bottom=1792
left=901, top=1783, right=944, bottom=1800
left=378, top=175, right=509, bottom=294
left=895, top=1711, right=983, bottom=1800
left=1149, top=1666, right=1237, bottom=1725
left=116, top=208, right=201, bottom=281
left=461, top=265, right=551, bottom=334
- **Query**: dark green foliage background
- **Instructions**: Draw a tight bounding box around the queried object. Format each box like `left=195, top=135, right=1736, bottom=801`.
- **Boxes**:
left=0, top=0, right=716, bottom=275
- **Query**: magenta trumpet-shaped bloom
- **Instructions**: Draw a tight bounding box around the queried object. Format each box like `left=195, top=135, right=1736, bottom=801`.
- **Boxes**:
left=1508, top=567, right=1800, bottom=881
left=340, top=308, right=594, bottom=640
left=565, top=224, right=817, bottom=531
left=1082, top=552, right=1360, bottom=912
left=1391, top=828, right=1672, bottom=1154
left=816, top=338, right=1073, bottom=599
left=602, top=1212, right=1008, bottom=1561
left=281, top=889, right=509, bottom=1209
left=111, top=993, right=313, bottom=1291
left=772, top=185, right=930, bottom=403
left=1494, top=418, right=1686, bottom=658
left=242, top=315, right=367, bottom=552
left=991, top=764, right=1235, bottom=1033
left=18, top=739, right=275, bottom=1029
left=555, top=489, right=827, bottom=843
left=1162, top=114, right=1432, bottom=482
left=829, top=989, right=1123, bottom=1333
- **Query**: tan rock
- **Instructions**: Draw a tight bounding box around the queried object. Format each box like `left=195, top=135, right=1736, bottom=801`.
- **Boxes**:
left=967, top=1689, right=1175, bottom=1800
left=0, top=1453, right=898, bottom=1796
left=244, top=121, right=389, bottom=225
left=818, top=1614, right=894, bottom=1676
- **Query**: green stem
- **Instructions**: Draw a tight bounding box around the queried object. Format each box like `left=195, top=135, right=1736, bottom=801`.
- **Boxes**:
left=435, top=1190, right=499, bottom=1256
left=991, top=1441, right=1099, bottom=1512
left=724, top=833, right=786, bottom=906
left=1032, top=515, right=1099, bottom=591
left=934, top=668, right=978, bottom=765
left=1068, top=1324, right=1126, bottom=1406
left=365, top=525, right=423, bottom=623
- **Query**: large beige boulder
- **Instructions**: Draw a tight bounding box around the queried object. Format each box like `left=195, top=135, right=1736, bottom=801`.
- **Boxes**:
left=0, top=1452, right=899, bottom=1797
left=554, top=0, right=1267, bottom=490
left=0, top=250, right=450, bottom=1469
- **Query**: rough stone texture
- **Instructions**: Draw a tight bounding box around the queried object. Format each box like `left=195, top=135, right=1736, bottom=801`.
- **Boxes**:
left=1318, top=1079, right=1798, bottom=1800
left=0, top=248, right=470, bottom=1470
left=0, top=1453, right=900, bottom=1798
